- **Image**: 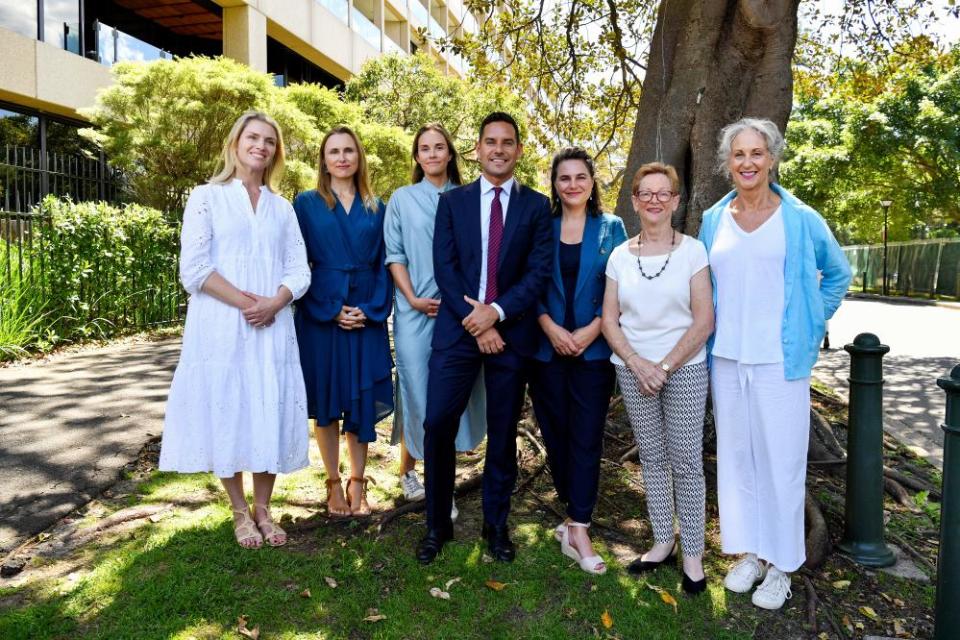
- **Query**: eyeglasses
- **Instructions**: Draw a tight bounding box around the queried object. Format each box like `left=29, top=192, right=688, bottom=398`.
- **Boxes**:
left=632, top=190, right=676, bottom=203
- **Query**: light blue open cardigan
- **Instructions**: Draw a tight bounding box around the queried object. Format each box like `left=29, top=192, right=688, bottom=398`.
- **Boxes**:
left=698, top=183, right=853, bottom=380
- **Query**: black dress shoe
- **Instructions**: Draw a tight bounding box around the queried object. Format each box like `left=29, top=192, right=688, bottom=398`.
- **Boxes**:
left=626, top=545, right=678, bottom=576
left=416, top=529, right=453, bottom=565
left=682, top=571, right=707, bottom=595
left=481, top=521, right=516, bottom=562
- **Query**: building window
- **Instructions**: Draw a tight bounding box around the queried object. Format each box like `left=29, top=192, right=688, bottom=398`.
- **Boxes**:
left=0, top=1, right=39, bottom=39
left=44, top=0, right=81, bottom=54
left=0, top=103, right=120, bottom=214
left=267, top=38, right=343, bottom=90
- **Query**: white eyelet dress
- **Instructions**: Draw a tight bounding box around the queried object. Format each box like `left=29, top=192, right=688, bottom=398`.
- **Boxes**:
left=159, top=180, right=312, bottom=477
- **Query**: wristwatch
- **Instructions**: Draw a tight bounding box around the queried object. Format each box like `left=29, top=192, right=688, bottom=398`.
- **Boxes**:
left=659, top=361, right=672, bottom=374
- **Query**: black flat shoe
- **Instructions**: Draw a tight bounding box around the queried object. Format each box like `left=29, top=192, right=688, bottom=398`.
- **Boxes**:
left=416, top=529, right=453, bottom=565
left=682, top=571, right=707, bottom=595
left=626, top=545, right=677, bottom=576
left=481, top=521, right=516, bottom=563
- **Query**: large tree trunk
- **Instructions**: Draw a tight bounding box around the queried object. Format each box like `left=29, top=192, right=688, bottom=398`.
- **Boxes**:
left=615, top=0, right=799, bottom=236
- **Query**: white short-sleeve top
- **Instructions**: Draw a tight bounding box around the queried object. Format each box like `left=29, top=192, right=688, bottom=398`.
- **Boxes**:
left=605, top=233, right=709, bottom=366
left=709, top=205, right=786, bottom=364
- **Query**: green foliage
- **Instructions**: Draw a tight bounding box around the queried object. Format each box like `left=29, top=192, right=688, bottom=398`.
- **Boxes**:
left=0, top=257, right=47, bottom=361
left=344, top=52, right=539, bottom=187
left=782, top=38, right=960, bottom=244
left=80, top=56, right=317, bottom=211
left=0, top=197, right=182, bottom=357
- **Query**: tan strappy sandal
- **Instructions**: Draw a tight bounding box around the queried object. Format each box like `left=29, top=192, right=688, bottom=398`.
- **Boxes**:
left=253, top=503, right=287, bottom=547
left=325, top=476, right=352, bottom=518
left=346, top=476, right=375, bottom=517
left=232, top=508, right=263, bottom=549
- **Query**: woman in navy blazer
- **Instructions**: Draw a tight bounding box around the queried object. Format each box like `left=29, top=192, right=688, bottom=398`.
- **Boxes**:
left=529, top=147, right=627, bottom=575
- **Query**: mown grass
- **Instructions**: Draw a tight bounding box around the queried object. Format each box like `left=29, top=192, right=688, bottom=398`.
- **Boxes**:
left=0, top=435, right=754, bottom=640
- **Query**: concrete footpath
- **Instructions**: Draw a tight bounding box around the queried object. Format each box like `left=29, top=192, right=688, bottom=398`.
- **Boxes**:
left=0, top=336, right=180, bottom=554
left=813, top=298, right=960, bottom=469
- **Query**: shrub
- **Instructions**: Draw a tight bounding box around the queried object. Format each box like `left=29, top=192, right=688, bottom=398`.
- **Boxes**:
left=0, top=197, right=181, bottom=358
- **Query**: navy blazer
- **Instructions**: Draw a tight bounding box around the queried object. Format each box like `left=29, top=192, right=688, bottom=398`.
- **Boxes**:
left=432, top=178, right=553, bottom=356
left=533, top=213, right=627, bottom=362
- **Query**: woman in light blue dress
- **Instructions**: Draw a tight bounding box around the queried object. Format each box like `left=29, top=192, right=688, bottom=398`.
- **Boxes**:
left=385, top=123, right=486, bottom=509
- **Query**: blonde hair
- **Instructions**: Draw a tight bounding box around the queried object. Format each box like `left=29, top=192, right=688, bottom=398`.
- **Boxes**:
left=316, top=125, right=378, bottom=212
left=209, top=111, right=286, bottom=191
left=631, top=161, right=680, bottom=194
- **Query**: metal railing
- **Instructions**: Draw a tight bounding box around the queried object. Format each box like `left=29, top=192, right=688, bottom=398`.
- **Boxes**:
left=1, top=145, right=184, bottom=341
left=843, top=238, right=960, bottom=300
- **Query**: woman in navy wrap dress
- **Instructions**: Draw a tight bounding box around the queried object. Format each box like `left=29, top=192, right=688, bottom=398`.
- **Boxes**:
left=294, top=125, right=393, bottom=517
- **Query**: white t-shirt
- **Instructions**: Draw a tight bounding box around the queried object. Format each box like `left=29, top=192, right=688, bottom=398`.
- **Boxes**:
left=709, top=205, right=786, bottom=363
left=605, top=234, right=710, bottom=366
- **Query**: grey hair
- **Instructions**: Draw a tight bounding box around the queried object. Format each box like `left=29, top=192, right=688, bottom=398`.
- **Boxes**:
left=716, top=117, right=785, bottom=182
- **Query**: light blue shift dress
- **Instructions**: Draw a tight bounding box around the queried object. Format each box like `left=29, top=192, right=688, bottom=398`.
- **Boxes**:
left=384, top=178, right=487, bottom=460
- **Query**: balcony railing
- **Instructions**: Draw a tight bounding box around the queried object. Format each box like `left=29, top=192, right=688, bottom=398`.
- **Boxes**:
left=429, top=16, right=445, bottom=40
left=351, top=8, right=381, bottom=51
left=96, top=21, right=170, bottom=66
left=409, top=0, right=429, bottom=26
left=384, top=37, right=405, bottom=55
left=316, top=0, right=349, bottom=24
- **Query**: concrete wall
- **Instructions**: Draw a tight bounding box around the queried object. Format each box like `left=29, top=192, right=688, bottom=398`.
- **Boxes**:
left=0, top=26, right=111, bottom=119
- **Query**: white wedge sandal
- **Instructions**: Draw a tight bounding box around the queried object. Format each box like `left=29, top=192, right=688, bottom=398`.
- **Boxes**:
left=561, top=522, right=606, bottom=575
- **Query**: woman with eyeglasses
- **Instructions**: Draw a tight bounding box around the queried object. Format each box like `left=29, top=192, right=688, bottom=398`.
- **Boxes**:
left=601, top=162, right=714, bottom=595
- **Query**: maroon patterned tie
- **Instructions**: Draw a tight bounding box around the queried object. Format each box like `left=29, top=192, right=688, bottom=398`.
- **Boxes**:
left=485, top=186, right=504, bottom=303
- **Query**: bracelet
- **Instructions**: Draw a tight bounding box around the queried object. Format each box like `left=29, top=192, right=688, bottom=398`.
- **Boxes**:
left=625, top=352, right=640, bottom=363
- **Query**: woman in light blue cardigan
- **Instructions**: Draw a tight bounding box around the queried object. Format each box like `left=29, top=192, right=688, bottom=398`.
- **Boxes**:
left=699, top=118, right=851, bottom=611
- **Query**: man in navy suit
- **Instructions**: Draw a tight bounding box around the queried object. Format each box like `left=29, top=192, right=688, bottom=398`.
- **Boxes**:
left=417, top=112, right=553, bottom=564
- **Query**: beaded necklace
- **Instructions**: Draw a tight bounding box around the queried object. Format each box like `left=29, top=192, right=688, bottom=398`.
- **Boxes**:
left=636, top=229, right=676, bottom=280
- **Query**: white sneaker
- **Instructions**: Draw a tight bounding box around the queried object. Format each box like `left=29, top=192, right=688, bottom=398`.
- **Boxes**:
left=451, top=497, right=459, bottom=522
left=751, top=568, right=792, bottom=610
left=724, top=556, right=766, bottom=593
left=401, top=470, right=425, bottom=501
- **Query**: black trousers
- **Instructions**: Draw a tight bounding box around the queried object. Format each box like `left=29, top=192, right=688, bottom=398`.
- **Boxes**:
left=423, top=336, right=527, bottom=533
left=528, top=355, right=614, bottom=523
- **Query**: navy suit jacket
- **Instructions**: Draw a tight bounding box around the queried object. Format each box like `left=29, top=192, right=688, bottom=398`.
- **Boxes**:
left=534, top=213, right=627, bottom=362
left=431, top=178, right=553, bottom=356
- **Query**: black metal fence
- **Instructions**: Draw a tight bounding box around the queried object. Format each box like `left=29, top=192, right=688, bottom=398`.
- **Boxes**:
left=843, top=239, right=960, bottom=300
left=1, top=145, right=184, bottom=345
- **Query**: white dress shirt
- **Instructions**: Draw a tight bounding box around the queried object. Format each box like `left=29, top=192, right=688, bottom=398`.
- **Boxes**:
left=478, top=175, right=514, bottom=321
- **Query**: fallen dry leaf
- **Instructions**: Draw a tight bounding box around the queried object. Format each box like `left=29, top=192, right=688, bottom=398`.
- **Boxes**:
left=894, top=598, right=906, bottom=608
left=893, top=619, right=910, bottom=637
left=429, top=587, right=451, bottom=600
left=601, top=609, right=613, bottom=629
left=646, top=584, right=678, bottom=613
left=299, top=588, right=311, bottom=598
left=363, top=608, right=386, bottom=622
left=860, top=605, right=879, bottom=621
left=831, top=580, right=851, bottom=589
left=818, top=633, right=830, bottom=640
left=237, top=615, right=260, bottom=639
left=485, top=580, right=508, bottom=591
left=842, top=614, right=854, bottom=634
left=444, top=577, right=462, bottom=590
left=324, top=576, right=338, bottom=589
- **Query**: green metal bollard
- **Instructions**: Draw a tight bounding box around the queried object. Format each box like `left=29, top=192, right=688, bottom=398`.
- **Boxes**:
left=935, top=364, right=960, bottom=640
left=838, top=333, right=896, bottom=567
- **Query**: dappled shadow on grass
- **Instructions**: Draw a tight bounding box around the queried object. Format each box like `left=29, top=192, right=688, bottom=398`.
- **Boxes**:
left=0, top=461, right=755, bottom=640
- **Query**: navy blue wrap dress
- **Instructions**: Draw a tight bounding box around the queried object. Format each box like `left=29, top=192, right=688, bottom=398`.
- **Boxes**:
left=293, top=190, right=394, bottom=442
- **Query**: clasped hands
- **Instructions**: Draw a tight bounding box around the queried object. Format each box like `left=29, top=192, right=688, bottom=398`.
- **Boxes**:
left=463, top=295, right=504, bottom=354
left=241, top=291, right=283, bottom=328
left=336, top=305, right=367, bottom=330
left=545, top=322, right=599, bottom=358
left=627, top=354, right=667, bottom=396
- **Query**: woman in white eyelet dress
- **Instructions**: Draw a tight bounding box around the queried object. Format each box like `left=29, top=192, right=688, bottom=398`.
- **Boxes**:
left=159, top=111, right=311, bottom=549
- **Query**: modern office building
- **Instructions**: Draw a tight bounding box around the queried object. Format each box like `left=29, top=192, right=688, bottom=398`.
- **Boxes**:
left=0, top=0, right=480, bottom=212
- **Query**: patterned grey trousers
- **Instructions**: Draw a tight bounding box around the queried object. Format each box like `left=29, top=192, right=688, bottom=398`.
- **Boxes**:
left=615, top=361, right=709, bottom=556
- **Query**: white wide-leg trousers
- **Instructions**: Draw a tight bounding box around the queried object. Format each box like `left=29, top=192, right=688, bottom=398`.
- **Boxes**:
left=711, top=357, right=810, bottom=572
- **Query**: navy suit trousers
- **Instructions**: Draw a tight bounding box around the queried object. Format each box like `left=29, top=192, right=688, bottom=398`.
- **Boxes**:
left=424, top=335, right=527, bottom=533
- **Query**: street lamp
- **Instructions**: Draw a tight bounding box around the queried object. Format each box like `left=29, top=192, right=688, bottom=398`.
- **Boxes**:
left=880, top=199, right=892, bottom=296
